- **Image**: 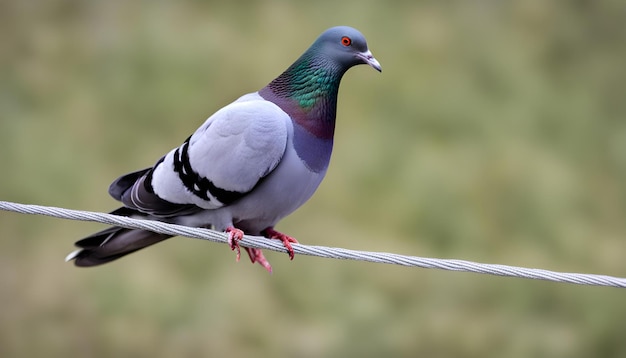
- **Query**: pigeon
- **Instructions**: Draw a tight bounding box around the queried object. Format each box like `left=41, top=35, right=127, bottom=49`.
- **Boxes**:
left=65, top=26, right=381, bottom=272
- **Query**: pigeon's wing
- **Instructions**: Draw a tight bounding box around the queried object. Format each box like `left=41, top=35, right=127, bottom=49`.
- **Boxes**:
left=186, top=98, right=290, bottom=198
left=109, top=164, right=202, bottom=217
left=115, top=96, right=290, bottom=216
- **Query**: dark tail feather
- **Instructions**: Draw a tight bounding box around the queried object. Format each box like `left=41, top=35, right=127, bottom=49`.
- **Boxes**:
left=66, top=207, right=173, bottom=267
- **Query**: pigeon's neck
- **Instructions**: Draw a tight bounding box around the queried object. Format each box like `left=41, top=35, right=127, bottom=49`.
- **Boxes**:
left=259, top=53, right=345, bottom=140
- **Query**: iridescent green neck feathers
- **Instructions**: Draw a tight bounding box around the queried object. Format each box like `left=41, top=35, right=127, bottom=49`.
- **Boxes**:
left=265, top=54, right=343, bottom=112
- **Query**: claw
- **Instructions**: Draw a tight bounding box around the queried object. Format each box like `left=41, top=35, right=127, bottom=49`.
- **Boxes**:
left=225, top=227, right=244, bottom=261
left=244, top=247, right=273, bottom=273
left=262, top=227, right=299, bottom=260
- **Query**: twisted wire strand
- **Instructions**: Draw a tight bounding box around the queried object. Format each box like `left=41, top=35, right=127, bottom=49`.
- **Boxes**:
left=1, top=200, right=624, bottom=288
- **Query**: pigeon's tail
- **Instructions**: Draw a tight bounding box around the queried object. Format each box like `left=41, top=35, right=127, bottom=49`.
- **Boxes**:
left=65, top=207, right=173, bottom=267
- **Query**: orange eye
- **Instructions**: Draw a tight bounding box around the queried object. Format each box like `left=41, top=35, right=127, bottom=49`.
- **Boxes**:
left=341, top=36, right=352, bottom=46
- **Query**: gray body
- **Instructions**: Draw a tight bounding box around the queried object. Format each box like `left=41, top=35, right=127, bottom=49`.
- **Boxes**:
left=171, top=92, right=328, bottom=234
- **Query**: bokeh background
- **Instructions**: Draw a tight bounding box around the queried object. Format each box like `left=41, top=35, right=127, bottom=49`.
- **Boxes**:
left=1, top=1, right=625, bottom=357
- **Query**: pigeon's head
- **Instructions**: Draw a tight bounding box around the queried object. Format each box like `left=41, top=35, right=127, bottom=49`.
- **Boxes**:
left=312, top=26, right=382, bottom=73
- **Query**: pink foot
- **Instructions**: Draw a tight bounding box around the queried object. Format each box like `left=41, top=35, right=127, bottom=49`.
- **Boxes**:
left=244, top=247, right=273, bottom=273
left=225, top=226, right=244, bottom=261
left=262, top=227, right=299, bottom=260
left=226, top=226, right=273, bottom=273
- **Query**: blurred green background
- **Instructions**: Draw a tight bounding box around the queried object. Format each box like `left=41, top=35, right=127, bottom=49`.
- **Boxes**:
left=1, top=1, right=625, bottom=357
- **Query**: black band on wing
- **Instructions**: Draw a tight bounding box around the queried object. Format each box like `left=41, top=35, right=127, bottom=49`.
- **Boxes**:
left=144, top=156, right=165, bottom=194
left=109, top=158, right=200, bottom=218
left=173, top=136, right=247, bottom=206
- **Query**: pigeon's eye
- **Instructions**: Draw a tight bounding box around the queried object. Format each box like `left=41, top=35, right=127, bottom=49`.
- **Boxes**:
left=341, top=36, right=352, bottom=47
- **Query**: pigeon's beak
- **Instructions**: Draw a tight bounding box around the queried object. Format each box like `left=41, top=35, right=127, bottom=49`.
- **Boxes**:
left=357, top=50, right=382, bottom=72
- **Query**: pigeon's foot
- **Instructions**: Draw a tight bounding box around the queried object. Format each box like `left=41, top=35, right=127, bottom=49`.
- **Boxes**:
left=244, top=247, right=272, bottom=273
left=226, top=226, right=245, bottom=261
left=226, top=226, right=273, bottom=272
left=262, top=227, right=299, bottom=260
